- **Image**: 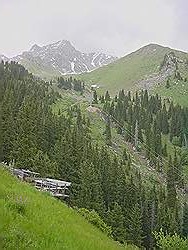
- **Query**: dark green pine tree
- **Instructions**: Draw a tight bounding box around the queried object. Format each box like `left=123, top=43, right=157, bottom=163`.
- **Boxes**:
left=92, top=90, right=98, bottom=104
left=32, top=150, right=57, bottom=177
left=99, top=147, right=112, bottom=210
left=109, top=101, right=115, bottom=116
left=166, top=156, right=177, bottom=210
left=12, top=97, right=40, bottom=169
left=182, top=203, right=188, bottom=238
left=105, top=116, right=112, bottom=146
left=142, top=194, right=152, bottom=249
left=105, top=90, right=111, bottom=102
left=106, top=203, right=126, bottom=243
left=100, top=95, right=105, bottom=103
left=122, top=148, right=128, bottom=164
left=165, top=156, right=181, bottom=234
left=126, top=203, right=143, bottom=247
left=165, top=78, right=170, bottom=88
left=1, top=89, right=17, bottom=162
left=161, top=103, right=169, bottom=134
left=77, top=161, right=95, bottom=209
left=173, top=149, right=184, bottom=188
left=143, top=89, right=149, bottom=108
left=162, top=143, right=168, bottom=157
left=0, top=104, right=2, bottom=161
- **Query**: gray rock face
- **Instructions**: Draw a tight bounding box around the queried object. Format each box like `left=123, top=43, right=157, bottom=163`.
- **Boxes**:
left=12, top=40, right=117, bottom=75
left=136, top=51, right=186, bottom=90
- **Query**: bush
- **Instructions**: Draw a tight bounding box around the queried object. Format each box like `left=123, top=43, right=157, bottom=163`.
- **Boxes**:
left=154, top=229, right=188, bottom=249
left=76, top=208, right=112, bottom=236
left=172, top=136, right=181, bottom=147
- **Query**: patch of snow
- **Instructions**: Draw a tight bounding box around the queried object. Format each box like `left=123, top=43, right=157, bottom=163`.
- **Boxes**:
left=17, top=56, right=23, bottom=60
left=52, top=62, right=58, bottom=68
left=98, top=54, right=104, bottom=67
left=58, top=70, right=66, bottom=76
left=91, top=84, right=97, bottom=88
left=83, top=63, right=89, bottom=72
left=70, top=62, right=76, bottom=73
left=91, top=53, right=100, bottom=67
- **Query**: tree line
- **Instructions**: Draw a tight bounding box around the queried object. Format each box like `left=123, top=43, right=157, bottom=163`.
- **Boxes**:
left=57, top=76, right=85, bottom=92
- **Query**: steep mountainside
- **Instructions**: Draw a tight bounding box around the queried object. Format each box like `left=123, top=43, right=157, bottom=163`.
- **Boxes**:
left=1, top=61, right=188, bottom=249
left=79, top=44, right=188, bottom=94
left=4, top=40, right=117, bottom=78
left=0, top=167, right=134, bottom=250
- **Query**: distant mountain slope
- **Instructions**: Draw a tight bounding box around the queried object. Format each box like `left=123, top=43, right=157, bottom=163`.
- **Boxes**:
left=79, top=44, right=188, bottom=94
left=10, top=40, right=117, bottom=78
left=0, top=167, right=135, bottom=250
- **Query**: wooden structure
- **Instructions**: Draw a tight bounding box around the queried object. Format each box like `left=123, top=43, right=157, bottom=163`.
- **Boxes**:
left=1, top=162, right=71, bottom=199
left=34, top=178, right=71, bottom=198
left=12, top=168, right=40, bottom=181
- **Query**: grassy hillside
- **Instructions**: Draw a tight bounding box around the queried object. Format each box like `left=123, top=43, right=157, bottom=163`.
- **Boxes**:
left=79, top=44, right=188, bottom=95
left=0, top=167, right=135, bottom=250
left=153, top=79, right=188, bottom=107
left=20, top=57, right=61, bottom=80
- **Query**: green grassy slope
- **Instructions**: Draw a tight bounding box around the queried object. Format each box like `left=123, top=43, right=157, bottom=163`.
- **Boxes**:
left=0, top=167, right=135, bottom=250
left=79, top=44, right=187, bottom=95
left=20, top=57, right=61, bottom=80
left=153, top=80, right=188, bottom=107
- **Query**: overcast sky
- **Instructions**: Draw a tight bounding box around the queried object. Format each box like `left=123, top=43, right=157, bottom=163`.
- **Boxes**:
left=0, top=0, right=187, bottom=57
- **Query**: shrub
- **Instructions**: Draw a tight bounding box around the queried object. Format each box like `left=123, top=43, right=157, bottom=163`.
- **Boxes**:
left=76, top=207, right=112, bottom=236
left=154, top=229, right=188, bottom=249
left=172, top=136, right=181, bottom=147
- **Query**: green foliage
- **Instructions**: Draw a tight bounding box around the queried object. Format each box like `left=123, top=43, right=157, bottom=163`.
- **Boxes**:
left=182, top=203, right=188, bottom=238
left=57, top=76, right=85, bottom=92
left=154, top=229, right=188, bottom=250
left=165, top=79, right=170, bottom=88
left=106, top=203, right=126, bottom=243
left=76, top=208, right=112, bottom=236
left=126, top=204, right=143, bottom=247
left=1, top=62, right=187, bottom=249
left=104, top=116, right=112, bottom=145
left=93, top=90, right=98, bottom=104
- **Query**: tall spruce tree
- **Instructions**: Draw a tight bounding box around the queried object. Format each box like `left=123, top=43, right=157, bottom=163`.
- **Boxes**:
left=105, top=116, right=112, bottom=146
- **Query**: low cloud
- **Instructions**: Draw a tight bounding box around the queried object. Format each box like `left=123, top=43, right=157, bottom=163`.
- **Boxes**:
left=0, top=0, right=187, bottom=57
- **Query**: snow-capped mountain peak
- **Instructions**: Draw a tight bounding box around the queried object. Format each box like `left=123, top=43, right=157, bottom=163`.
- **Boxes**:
left=10, top=40, right=117, bottom=76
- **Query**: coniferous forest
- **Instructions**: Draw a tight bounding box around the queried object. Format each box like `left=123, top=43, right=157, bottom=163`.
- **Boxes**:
left=0, top=61, right=188, bottom=249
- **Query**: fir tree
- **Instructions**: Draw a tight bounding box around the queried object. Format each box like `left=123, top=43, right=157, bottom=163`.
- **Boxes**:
left=93, top=90, right=98, bottom=104
left=126, top=203, right=143, bottom=247
left=105, top=117, right=112, bottom=146
left=182, top=203, right=188, bottom=238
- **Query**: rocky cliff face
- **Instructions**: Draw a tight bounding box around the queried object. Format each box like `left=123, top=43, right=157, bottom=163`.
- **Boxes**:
left=11, top=40, right=117, bottom=76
